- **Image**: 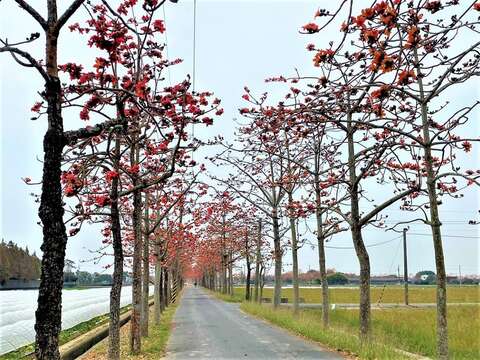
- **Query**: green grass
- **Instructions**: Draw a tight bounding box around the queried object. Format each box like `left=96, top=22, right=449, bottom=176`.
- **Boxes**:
left=241, top=302, right=406, bottom=359
left=239, top=300, right=480, bottom=359
left=233, top=285, right=479, bottom=304
left=0, top=304, right=132, bottom=360
left=320, top=305, right=479, bottom=359
left=86, top=301, right=179, bottom=359
left=207, top=288, right=244, bottom=303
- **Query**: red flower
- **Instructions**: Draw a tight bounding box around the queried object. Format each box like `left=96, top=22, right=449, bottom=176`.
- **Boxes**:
left=215, top=108, right=224, bottom=116
left=352, top=16, right=366, bottom=28
left=69, top=228, right=80, bottom=236
left=65, top=185, right=75, bottom=197
left=242, top=94, right=250, bottom=101
left=31, top=102, right=43, bottom=113
left=405, top=26, right=419, bottom=49
left=371, top=85, right=391, bottom=100
left=59, top=63, right=83, bottom=80
left=425, top=1, right=442, bottom=13
left=202, top=117, right=213, bottom=126
left=380, top=55, right=395, bottom=73
left=128, top=164, right=140, bottom=174
left=80, top=107, right=90, bottom=121
left=397, top=70, right=416, bottom=85
left=302, top=23, right=319, bottom=33
left=239, top=108, right=250, bottom=114
left=135, top=77, right=149, bottom=99
left=105, top=170, right=119, bottom=182
left=313, top=49, right=334, bottom=66
left=159, top=140, right=170, bottom=151
left=462, top=141, right=472, bottom=152
left=474, top=2, right=480, bottom=11
left=361, top=8, right=375, bottom=20
left=95, top=195, right=110, bottom=207
left=153, top=19, right=166, bottom=33
left=362, top=28, right=379, bottom=44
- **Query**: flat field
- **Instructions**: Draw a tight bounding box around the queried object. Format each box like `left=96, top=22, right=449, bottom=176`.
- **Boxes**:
left=241, top=302, right=480, bottom=359
left=233, top=285, right=480, bottom=303
left=226, top=286, right=480, bottom=359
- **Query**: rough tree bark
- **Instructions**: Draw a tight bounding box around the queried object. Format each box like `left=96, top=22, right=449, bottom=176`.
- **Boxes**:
left=272, top=207, right=282, bottom=308
left=141, top=194, right=150, bottom=337
left=108, top=137, right=123, bottom=360
left=347, top=114, right=371, bottom=340
left=153, top=239, right=162, bottom=325
left=130, top=144, right=142, bottom=354
left=314, top=172, right=329, bottom=327
left=289, top=206, right=300, bottom=315
left=254, top=219, right=262, bottom=302
left=415, top=48, right=448, bottom=359
left=25, top=1, right=85, bottom=358
left=245, top=229, right=251, bottom=301
left=228, top=251, right=234, bottom=296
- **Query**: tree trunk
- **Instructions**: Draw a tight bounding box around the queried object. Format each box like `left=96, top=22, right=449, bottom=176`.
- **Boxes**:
left=272, top=208, right=282, bottom=308
left=228, top=251, right=234, bottom=296
left=222, top=253, right=228, bottom=294
left=35, top=77, right=67, bottom=360
left=245, top=241, right=251, bottom=301
left=314, top=178, right=329, bottom=327
left=154, top=243, right=161, bottom=325
left=161, top=267, right=167, bottom=311
left=130, top=145, right=142, bottom=354
left=415, top=47, right=448, bottom=359
left=352, top=226, right=371, bottom=341
left=290, top=216, right=299, bottom=315
left=141, top=195, right=150, bottom=337
left=347, top=114, right=371, bottom=341
left=254, top=220, right=262, bottom=302
left=259, top=264, right=265, bottom=300
left=164, top=269, right=170, bottom=307
left=108, top=138, right=123, bottom=360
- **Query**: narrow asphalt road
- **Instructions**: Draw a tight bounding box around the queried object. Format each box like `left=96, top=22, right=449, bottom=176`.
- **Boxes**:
left=165, top=286, right=343, bottom=359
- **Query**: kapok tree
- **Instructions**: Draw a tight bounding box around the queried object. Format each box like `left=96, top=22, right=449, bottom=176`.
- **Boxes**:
left=212, top=106, right=291, bottom=307
left=58, top=0, right=222, bottom=354
left=299, top=5, right=424, bottom=340
left=0, top=1, right=104, bottom=358
left=338, top=1, right=480, bottom=356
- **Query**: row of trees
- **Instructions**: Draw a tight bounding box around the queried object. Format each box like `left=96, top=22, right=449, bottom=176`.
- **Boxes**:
left=1, top=0, right=222, bottom=359
left=0, top=240, right=41, bottom=283
left=192, top=1, right=480, bottom=359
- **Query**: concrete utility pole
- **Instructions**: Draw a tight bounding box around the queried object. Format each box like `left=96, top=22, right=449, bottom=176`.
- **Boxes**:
left=459, top=265, right=462, bottom=285
left=403, top=228, right=409, bottom=305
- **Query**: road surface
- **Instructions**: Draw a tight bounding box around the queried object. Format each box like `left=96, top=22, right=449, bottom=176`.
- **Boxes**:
left=166, top=286, right=343, bottom=359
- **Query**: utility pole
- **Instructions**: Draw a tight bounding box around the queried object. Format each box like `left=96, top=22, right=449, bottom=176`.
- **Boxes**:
left=459, top=265, right=462, bottom=285
left=403, top=228, right=409, bottom=305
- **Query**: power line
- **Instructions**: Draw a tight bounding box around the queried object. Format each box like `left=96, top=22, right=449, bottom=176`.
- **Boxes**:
left=408, top=233, right=480, bottom=239
left=324, top=235, right=403, bottom=250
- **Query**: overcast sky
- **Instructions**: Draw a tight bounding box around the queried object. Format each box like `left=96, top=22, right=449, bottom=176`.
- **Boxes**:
left=1, top=0, right=479, bottom=276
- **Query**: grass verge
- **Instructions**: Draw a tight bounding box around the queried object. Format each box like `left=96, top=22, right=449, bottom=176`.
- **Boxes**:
left=81, top=301, right=179, bottom=359
left=241, top=302, right=406, bottom=359
left=240, top=301, right=480, bottom=359
left=206, top=288, right=243, bottom=303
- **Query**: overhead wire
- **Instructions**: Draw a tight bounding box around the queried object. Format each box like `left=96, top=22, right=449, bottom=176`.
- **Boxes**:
left=324, top=235, right=402, bottom=249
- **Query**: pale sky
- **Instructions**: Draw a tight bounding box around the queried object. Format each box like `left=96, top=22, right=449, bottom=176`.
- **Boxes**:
left=1, top=0, right=479, bottom=276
